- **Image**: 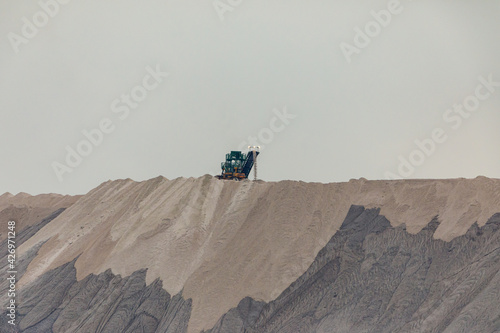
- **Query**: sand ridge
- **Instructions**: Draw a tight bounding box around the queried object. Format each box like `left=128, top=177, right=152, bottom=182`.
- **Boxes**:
left=16, top=175, right=500, bottom=333
left=0, top=192, right=81, bottom=240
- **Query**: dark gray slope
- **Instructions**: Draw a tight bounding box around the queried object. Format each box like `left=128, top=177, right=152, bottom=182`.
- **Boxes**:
left=10, top=261, right=192, bottom=333
left=206, top=206, right=500, bottom=333
left=0, top=209, right=66, bottom=333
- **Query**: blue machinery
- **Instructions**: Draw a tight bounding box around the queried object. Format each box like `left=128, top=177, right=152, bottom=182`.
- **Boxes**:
left=215, top=147, right=260, bottom=180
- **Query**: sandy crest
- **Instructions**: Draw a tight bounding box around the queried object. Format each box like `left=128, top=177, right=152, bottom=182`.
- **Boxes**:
left=0, top=191, right=81, bottom=240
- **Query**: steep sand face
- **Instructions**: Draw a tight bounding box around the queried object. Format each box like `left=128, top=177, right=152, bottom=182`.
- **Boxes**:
left=17, top=176, right=500, bottom=333
left=0, top=192, right=81, bottom=240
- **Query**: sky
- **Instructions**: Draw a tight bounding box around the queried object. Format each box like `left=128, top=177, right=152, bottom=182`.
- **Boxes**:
left=1, top=0, right=499, bottom=195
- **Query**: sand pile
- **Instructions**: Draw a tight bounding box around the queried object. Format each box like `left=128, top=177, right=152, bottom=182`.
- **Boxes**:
left=16, top=175, right=500, bottom=332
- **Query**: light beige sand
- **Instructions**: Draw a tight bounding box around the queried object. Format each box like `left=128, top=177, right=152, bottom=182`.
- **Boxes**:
left=16, top=176, right=500, bottom=333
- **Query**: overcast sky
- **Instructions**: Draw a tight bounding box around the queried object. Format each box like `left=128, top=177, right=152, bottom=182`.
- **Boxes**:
left=1, top=0, right=499, bottom=195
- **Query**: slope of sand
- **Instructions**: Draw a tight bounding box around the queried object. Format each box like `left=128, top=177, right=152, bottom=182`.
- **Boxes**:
left=17, top=176, right=500, bottom=333
left=0, top=192, right=81, bottom=240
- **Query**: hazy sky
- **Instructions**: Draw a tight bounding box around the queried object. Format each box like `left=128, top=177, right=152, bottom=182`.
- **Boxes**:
left=1, top=0, right=499, bottom=195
